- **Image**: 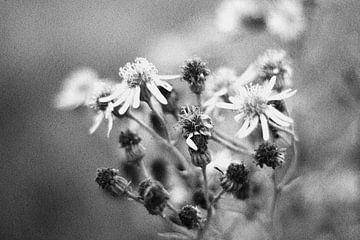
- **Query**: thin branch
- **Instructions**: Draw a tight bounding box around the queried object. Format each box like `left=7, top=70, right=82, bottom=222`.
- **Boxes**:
left=210, top=189, right=226, bottom=207
left=166, top=202, right=179, bottom=215
left=197, top=166, right=212, bottom=240
left=277, top=142, right=298, bottom=190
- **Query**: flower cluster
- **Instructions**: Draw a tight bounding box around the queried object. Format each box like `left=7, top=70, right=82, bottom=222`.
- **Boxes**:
left=182, top=58, right=210, bottom=94
left=254, top=142, right=286, bottom=169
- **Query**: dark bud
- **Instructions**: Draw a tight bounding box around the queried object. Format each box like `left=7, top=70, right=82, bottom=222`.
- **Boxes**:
left=138, top=179, right=169, bottom=215
left=119, top=130, right=145, bottom=163
left=178, top=205, right=202, bottom=229
left=181, top=58, right=210, bottom=94
left=220, top=163, right=249, bottom=193
left=254, top=142, right=286, bottom=169
left=95, top=168, right=130, bottom=196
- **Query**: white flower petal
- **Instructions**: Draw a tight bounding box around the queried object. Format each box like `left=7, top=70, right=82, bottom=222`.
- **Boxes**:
left=216, top=102, right=237, bottom=110
left=235, top=118, right=250, bottom=138
left=260, top=114, right=270, bottom=141
left=100, top=84, right=126, bottom=102
left=268, top=89, right=297, bottom=101
left=112, top=88, right=131, bottom=107
left=214, top=88, right=228, bottom=97
left=186, top=133, right=198, bottom=151
left=234, top=112, right=245, bottom=122
left=268, top=105, right=293, bottom=123
left=146, top=82, right=167, bottom=104
left=159, top=74, right=181, bottom=80
left=155, top=79, right=173, bottom=91
left=203, top=96, right=217, bottom=107
left=106, top=116, right=114, bottom=138
left=263, top=76, right=277, bottom=96
left=132, top=86, right=141, bottom=108
left=89, top=112, right=104, bottom=134
left=236, top=115, right=259, bottom=138
left=118, top=89, right=134, bottom=114
left=265, top=108, right=291, bottom=127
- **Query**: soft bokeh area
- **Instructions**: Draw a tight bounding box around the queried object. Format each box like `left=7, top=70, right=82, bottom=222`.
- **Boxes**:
left=1, top=1, right=360, bottom=240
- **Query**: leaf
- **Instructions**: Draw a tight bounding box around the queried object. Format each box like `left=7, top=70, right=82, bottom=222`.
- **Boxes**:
left=157, top=232, right=190, bottom=240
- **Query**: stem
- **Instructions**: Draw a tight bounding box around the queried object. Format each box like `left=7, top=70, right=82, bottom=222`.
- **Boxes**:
left=123, top=188, right=144, bottom=205
left=148, top=100, right=170, bottom=141
left=277, top=142, right=298, bottom=190
left=211, top=134, right=252, bottom=155
left=196, top=93, right=202, bottom=109
left=166, top=202, right=179, bottom=215
left=127, top=112, right=190, bottom=169
left=210, top=189, right=225, bottom=207
left=269, top=121, right=298, bottom=141
left=160, top=214, right=196, bottom=239
left=139, top=160, right=150, bottom=179
left=213, top=129, right=249, bottom=150
left=197, top=166, right=212, bottom=240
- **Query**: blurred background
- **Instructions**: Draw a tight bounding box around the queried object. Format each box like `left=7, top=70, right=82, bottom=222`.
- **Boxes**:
left=1, top=0, right=360, bottom=239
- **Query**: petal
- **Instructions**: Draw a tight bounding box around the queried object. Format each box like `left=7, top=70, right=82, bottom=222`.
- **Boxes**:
left=106, top=116, right=114, bottom=138
left=268, top=105, right=293, bottom=123
left=112, top=89, right=131, bottom=107
left=263, top=76, right=277, bottom=96
left=89, top=112, right=104, bottom=134
left=146, top=82, right=167, bottom=104
left=265, top=108, right=291, bottom=127
left=216, top=102, right=237, bottom=110
left=155, top=79, right=173, bottom=91
left=236, top=115, right=259, bottom=138
left=99, top=84, right=126, bottom=102
left=214, top=88, right=228, bottom=97
left=235, top=118, right=250, bottom=137
left=267, top=89, right=297, bottom=101
left=236, top=63, right=258, bottom=86
left=118, top=89, right=134, bottom=114
left=186, top=133, right=198, bottom=151
left=203, top=96, right=217, bottom=107
left=158, top=74, right=181, bottom=80
left=132, top=86, right=141, bottom=108
left=259, top=114, right=269, bottom=141
left=234, top=112, right=245, bottom=122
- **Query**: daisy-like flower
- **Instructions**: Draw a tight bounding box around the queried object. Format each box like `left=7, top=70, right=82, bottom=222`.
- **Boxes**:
left=256, top=49, right=292, bottom=91
left=85, top=81, right=116, bottom=137
left=99, top=58, right=179, bottom=114
left=203, top=67, right=238, bottom=115
left=178, top=105, right=214, bottom=151
left=216, top=77, right=296, bottom=141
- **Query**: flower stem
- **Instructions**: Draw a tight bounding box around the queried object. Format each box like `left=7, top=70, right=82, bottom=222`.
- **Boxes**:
left=277, top=142, right=298, bottom=190
left=211, top=134, right=252, bottom=155
left=210, top=189, right=226, bottom=207
left=197, top=166, right=212, bottom=240
left=139, top=160, right=150, bottom=179
left=213, top=129, right=249, bottom=150
left=166, top=202, right=179, bottom=215
left=196, top=93, right=202, bottom=109
left=127, top=112, right=190, bottom=170
left=148, top=100, right=170, bottom=141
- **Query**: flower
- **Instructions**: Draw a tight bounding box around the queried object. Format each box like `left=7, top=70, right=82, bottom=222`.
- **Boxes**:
left=119, top=130, right=145, bottom=163
left=254, top=142, right=286, bottom=169
left=181, top=58, right=210, bottom=95
left=203, top=67, right=238, bottom=116
left=220, top=163, right=249, bottom=193
left=85, top=81, right=116, bottom=137
left=216, top=77, right=296, bottom=141
left=95, top=168, right=130, bottom=196
left=138, top=179, right=170, bottom=215
left=256, top=49, right=292, bottom=91
left=266, top=0, right=306, bottom=42
left=54, top=68, right=99, bottom=110
left=178, top=205, right=202, bottom=229
left=188, top=135, right=212, bottom=168
left=178, top=105, right=214, bottom=151
left=99, top=58, right=179, bottom=114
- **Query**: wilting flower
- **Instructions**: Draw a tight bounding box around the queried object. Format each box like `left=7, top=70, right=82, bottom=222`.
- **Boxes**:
left=100, top=58, right=179, bottom=114
left=54, top=68, right=99, bottom=110
left=85, top=81, right=116, bottom=137
left=254, top=142, right=286, bottom=169
left=95, top=168, right=131, bottom=196
left=181, top=58, right=210, bottom=95
left=256, top=49, right=292, bottom=91
left=119, top=130, right=145, bottom=163
left=178, top=105, right=214, bottom=151
left=138, top=179, right=170, bottom=215
left=217, top=77, right=296, bottom=141
left=178, top=205, right=202, bottom=229
left=219, top=163, right=249, bottom=193
left=203, top=67, right=238, bottom=115
left=266, top=0, right=306, bottom=42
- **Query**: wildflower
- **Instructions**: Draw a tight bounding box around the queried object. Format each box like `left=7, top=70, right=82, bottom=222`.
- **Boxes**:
left=220, top=163, right=249, bottom=193
left=178, top=105, right=213, bottom=151
left=181, top=58, right=210, bottom=95
left=138, top=179, right=170, bottom=215
left=256, top=49, right=292, bottom=91
left=54, top=68, right=99, bottom=110
left=216, top=77, right=296, bottom=141
left=203, top=67, right=238, bottom=115
left=99, top=58, right=179, bottom=114
left=95, top=168, right=130, bottom=196
left=178, top=205, right=202, bottom=229
left=266, top=0, right=306, bottom=42
left=119, top=130, right=145, bottom=163
left=85, top=81, right=116, bottom=137
left=254, top=142, right=286, bottom=169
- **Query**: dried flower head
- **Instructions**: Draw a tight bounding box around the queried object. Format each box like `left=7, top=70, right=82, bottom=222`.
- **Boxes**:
left=217, top=77, right=296, bottom=141
left=99, top=58, right=179, bottom=114
left=138, top=179, right=170, bottom=215
left=256, top=49, right=292, bottom=91
left=178, top=205, right=202, bottom=229
left=95, top=168, right=130, bottom=196
left=220, top=163, right=249, bottom=193
left=189, top=136, right=211, bottom=168
left=254, top=142, right=286, bottom=169
left=182, top=58, right=210, bottom=94
left=119, top=130, right=145, bottom=163
left=178, top=105, right=213, bottom=151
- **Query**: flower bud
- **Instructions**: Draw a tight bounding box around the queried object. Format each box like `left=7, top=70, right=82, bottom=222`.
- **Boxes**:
left=119, top=130, right=145, bottom=163
left=192, top=188, right=214, bottom=209
left=95, top=168, right=130, bottom=196
left=181, top=58, right=210, bottom=94
left=220, top=163, right=249, bottom=193
left=138, top=179, right=170, bottom=215
left=178, top=205, right=202, bottom=229
left=254, top=142, right=286, bottom=169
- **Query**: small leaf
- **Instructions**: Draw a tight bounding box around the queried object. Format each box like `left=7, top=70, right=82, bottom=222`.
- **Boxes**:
left=158, top=232, right=190, bottom=240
